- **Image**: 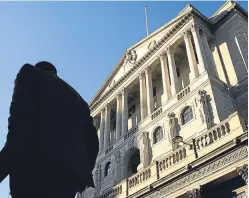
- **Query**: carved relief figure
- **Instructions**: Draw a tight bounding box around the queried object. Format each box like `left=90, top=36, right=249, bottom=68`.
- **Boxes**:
left=125, top=51, right=132, bottom=63
left=139, top=132, right=150, bottom=168
left=198, top=90, right=214, bottom=129
left=125, top=50, right=137, bottom=64
left=168, top=112, right=180, bottom=150
left=114, top=151, right=121, bottom=183
left=131, top=50, right=137, bottom=64
left=94, top=164, right=101, bottom=189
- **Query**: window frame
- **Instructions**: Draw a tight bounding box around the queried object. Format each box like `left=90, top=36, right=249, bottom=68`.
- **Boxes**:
left=104, top=161, right=112, bottom=177
left=181, top=106, right=194, bottom=125
left=153, top=126, right=164, bottom=145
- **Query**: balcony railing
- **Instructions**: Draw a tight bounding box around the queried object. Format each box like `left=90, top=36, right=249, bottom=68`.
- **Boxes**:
left=195, top=121, right=230, bottom=150
left=128, top=167, right=152, bottom=190
left=105, top=145, right=113, bottom=155
left=95, top=184, right=122, bottom=198
left=177, top=86, right=190, bottom=100
left=124, top=125, right=138, bottom=140
left=158, top=147, right=187, bottom=172
left=151, top=107, right=163, bottom=120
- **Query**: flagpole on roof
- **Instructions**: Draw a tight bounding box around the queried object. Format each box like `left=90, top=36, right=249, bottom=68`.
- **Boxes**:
left=144, top=5, right=149, bottom=36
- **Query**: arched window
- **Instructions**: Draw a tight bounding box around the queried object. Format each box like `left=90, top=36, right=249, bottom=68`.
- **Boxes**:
left=153, top=127, right=163, bottom=144
left=181, top=106, right=193, bottom=125
left=104, top=162, right=112, bottom=177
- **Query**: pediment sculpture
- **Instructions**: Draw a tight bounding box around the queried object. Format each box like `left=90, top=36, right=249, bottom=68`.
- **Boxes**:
left=125, top=50, right=137, bottom=64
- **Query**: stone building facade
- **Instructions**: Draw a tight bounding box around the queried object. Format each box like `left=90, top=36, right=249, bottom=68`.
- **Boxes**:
left=81, top=1, right=248, bottom=198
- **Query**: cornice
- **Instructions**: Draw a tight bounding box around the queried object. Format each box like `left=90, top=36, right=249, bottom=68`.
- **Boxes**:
left=90, top=11, right=194, bottom=112
left=212, top=4, right=248, bottom=32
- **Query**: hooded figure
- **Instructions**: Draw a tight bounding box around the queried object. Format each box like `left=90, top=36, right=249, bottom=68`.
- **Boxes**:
left=0, top=62, right=99, bottom=198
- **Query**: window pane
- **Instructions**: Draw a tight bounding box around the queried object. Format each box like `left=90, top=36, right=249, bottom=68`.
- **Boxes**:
left=182, top=107, right=193, bottom=125
left=154, top=127, right=163, bottom=144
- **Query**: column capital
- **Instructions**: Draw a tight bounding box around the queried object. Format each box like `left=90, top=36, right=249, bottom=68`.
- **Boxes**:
left=187, top=186, right=203, bottom=198
left=116, top=91, right=122, bottom=99
left=121, top=87, right=127, bottom=96
left=181, top=30, right=191, bottom=39
left=138, top=71, right=145, bottom=80
left=138, top=72, right=143, bottom=80
left=166, top=46, right=175, bottom=55
left=100, top=108, right=105, bottom=114
left=237, top=164, right=248, bottom=184
left=144, top=66, right=151, bottom=75
left=105, top=103, right=110, bottom=110
left=157, top=50, right=166, bottom=60
left=190, top=24, right=201, bottom=33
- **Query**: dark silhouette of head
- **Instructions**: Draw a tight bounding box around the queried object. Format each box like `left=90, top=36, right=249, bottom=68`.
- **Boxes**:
left=35, top=61, right=57, bottom=75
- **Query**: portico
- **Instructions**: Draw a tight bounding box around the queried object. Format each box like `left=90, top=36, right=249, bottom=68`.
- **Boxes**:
left=96, top=23, right=216, bottom=153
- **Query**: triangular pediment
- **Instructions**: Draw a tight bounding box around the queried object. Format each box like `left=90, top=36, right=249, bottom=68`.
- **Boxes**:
left=89, top=9, right=194, bottom=106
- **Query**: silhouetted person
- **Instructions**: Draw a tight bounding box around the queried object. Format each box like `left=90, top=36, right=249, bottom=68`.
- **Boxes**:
left=0, top=62, right=99, bottom=198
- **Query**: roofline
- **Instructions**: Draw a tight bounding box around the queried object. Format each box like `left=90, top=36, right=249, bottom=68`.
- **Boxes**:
left=89, top=4, right=195, bottom=106
left=89, top=53, right=126, bottom=106
left=211, top=0, right=234, bottom=18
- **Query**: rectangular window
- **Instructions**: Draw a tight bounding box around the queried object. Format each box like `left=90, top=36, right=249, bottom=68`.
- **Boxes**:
left=128, top=104, right=136, bottom=117
left=176, top=68, right=180, bottom=77
left=153, top=87, right=157, bottom=97
left=112, top=120, right=116, bottom=130
left=191, top=36, right=199, bottom=64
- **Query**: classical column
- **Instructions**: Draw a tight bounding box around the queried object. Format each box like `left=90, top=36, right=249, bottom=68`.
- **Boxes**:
left=182, top=30, right=198, bottom=81
left=99, top=109, right=105, bottom=152
left=121, top=88, right=128, bottom=135
left=145, top=67, right=154, bottom=115
left=139, top=71, right=147, bottom=119
left=187, top=186, right=203, bottom=198
left=104, top=103, right=111, bottom=149
left=191, top=24, right=206, bottom=74
left=159, top=52, right=172, bottom=101
left=166, top=46, right=179, bottom=95
left=202, top=32, right=217, bottom=77
left=116, top=93, right=122, bottom=139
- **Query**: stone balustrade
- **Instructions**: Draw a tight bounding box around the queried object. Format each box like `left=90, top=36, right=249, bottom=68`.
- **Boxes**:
left=195, top=121, right=231, bottom=150
left=95, top=112, right=246, bottom=198
left=95, top=184, right=122, bottom=198
left=105, top=145, right=114, bottom=155
left=128, top=167, right=152, bottom=189
left=151, top=107, right=163, bottom=120
left=124, top=125, right=138, bottom=140
left=177, top=86, right=190, bottom=100
left=158, top=147, right=187, bottom=172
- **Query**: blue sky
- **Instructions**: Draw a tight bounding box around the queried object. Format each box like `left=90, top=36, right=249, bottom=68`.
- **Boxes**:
left=0, top=1, right=247, bottom=197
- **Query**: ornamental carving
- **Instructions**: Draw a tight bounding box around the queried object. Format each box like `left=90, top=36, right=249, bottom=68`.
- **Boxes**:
left=187, top=187, right=202, bottom=198
left=148, top=40, right=156, bottom=50
left=125, top=50, right=137, bottom=64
